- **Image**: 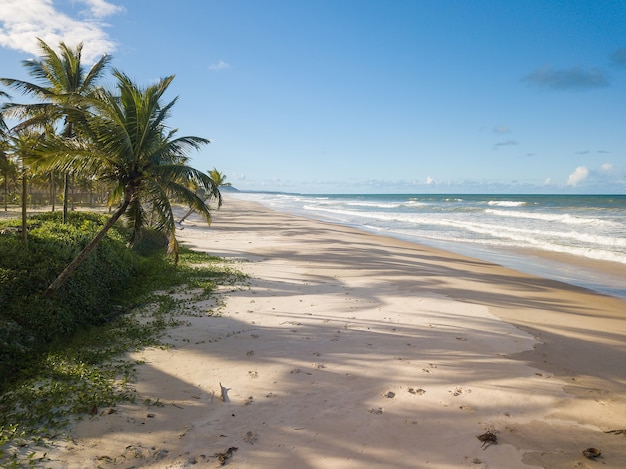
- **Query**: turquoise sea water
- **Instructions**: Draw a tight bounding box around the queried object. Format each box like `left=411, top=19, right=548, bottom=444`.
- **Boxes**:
left=233, top=192, right=626, bottom=299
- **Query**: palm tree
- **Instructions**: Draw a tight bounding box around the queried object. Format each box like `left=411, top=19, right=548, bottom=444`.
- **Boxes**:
left=0, top=151, right=19, bottom=211
left=40, top=70, right=219, bottom=297
left=178, top=167, right=228, bottom=224
left=0, top=90, right=12, bottom=210
left=6, top=130, right=43, bottom=243
left=0, top=38, right=111, bottom=222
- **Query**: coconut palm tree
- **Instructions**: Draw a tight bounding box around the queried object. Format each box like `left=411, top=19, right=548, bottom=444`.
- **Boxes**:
left=6, top=130, right=44, bottom=243
left=0, top=90, right=12, bottom=210
left=178, top=167, right=228, bottom=224
left=0, top=38, right=111, bottom=222
left=0, top=150, right=18, bottom=211
left=40, top=70, right=219, bottom=297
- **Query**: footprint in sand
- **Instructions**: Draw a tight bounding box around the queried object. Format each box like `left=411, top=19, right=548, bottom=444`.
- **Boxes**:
left=244, top=431, right=258, bottom=444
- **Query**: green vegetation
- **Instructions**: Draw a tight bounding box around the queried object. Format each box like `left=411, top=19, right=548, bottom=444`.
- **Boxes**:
left=1, top=39, right=220, bottom=296
left=0, top=211, right=246, bottom=467
left=0, top=39, right=240, bottom=467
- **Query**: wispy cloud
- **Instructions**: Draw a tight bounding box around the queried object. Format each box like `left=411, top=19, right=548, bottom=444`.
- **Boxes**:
left=79, top=0, right=124, bottom=18
left=492, top=125, right=510, bottom=134
left=209, top=60, right=231, bottom=71
left=524, top=65, right=609, bottom=90
left=612, top=48, right=626, bottom=67
left=0, top=0, right=123, bottom=63
left=493, top=139, right=518, bottom=150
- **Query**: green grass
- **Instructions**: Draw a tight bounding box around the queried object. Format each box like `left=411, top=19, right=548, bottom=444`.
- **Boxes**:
left=0, top=213, right=247, bottom=467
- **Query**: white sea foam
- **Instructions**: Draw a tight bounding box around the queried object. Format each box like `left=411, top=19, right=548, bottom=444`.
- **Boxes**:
left=487, top=200, right=527, bottom=207
left=485, top=209, right=621, bottom=227
left=235, top=192, right=626, bottom=296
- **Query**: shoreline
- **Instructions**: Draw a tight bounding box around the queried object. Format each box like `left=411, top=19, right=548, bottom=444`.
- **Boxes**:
left=230, top=192, right=626, bottom=300
left=12, top=197, right=626, bottom=467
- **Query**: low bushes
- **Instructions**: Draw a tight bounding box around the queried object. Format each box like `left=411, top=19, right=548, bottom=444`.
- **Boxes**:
left=0, top=211, right=166, bottom=391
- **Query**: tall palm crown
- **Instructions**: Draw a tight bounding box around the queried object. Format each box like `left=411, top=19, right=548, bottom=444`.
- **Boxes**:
left=208, top=167, right=232, bottom=188
left=1, top=39, right=111, bottom=129
left=0, top=39, right=111, bottom=221
left=87, top=70, right=218, bottom=250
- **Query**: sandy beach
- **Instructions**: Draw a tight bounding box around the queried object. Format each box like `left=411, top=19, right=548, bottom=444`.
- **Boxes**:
left=43, top=196, right=626, bottom=468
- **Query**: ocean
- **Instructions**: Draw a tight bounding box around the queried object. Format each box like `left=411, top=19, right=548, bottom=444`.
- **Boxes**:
left=231, top=192, right=626, bottom=300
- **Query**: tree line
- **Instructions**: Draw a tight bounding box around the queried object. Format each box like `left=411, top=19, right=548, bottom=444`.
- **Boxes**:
left=0, top=39, right=227, bottom=296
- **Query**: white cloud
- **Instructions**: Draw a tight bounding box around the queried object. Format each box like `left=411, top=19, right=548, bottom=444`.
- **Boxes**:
left=0, top=0, right=122, bottom=63
left=425, top=176, right=436, bottom=185
left=79, top=0, right=124, bottom=18
left=567, top=166, right=589, bottom=186
left=600, top=163, right=614, bottom=171
left=543, top=177, right=552, bottom=185
left=209, top=60, right=231, bottom=71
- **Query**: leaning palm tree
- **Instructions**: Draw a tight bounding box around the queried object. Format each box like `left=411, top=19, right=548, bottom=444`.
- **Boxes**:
left=0, top=38, right=111, bottom=222
left=40, top=70, right=219, bottom=297
left=178, top=167, right=228, bottom=224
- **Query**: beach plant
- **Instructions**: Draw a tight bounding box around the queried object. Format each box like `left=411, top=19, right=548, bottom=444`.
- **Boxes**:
left=35, top=70, right=219, bottom=297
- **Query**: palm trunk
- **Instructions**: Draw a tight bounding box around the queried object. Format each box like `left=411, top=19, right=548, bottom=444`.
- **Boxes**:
left=43, top=197, right=131, bottom=298
left=51, top=172, right=56, bottom=212
left=178, top=206, right=195, bottom=224
left=179, top=195, right=213, bottom=223
left=21, top=164, right=27, bottom=245
left=62, top=173, right=69, bottom=223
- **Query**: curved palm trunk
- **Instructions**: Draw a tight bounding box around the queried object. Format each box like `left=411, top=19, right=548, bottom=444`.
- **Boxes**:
left=43, top=196, right=131, bottom=298
left=178, top=205, right=197, bottom=224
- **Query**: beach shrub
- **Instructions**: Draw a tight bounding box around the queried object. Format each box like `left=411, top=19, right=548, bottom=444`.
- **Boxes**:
left=0, top=212, right=147, bottom=389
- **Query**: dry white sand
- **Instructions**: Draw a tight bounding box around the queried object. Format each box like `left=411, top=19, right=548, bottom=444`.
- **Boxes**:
left=40, top=196, right=626, bottom=468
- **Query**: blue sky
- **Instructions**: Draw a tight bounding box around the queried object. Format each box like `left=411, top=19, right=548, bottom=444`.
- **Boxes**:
left=1, top=0, right=625, bottom=194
